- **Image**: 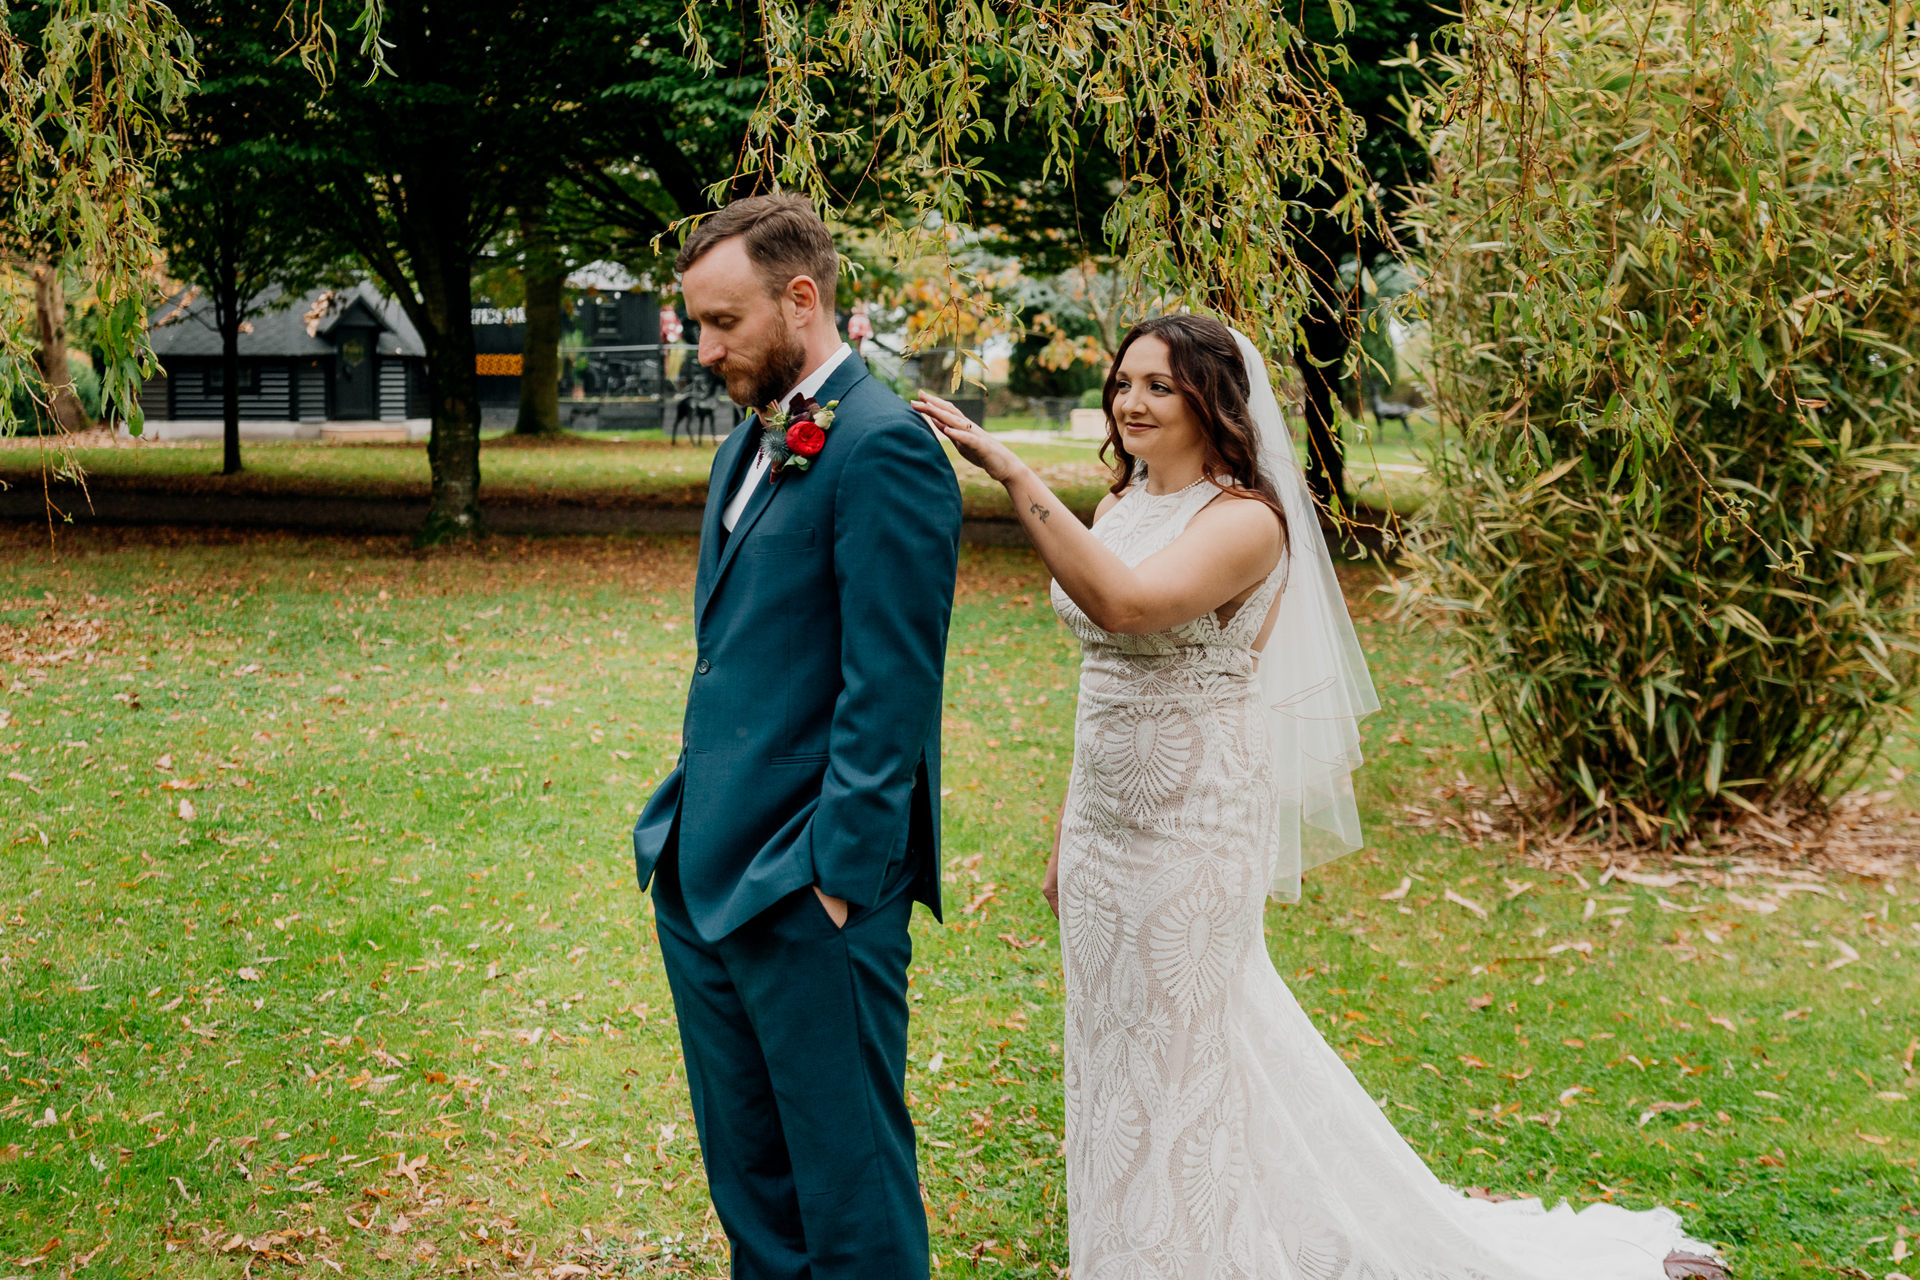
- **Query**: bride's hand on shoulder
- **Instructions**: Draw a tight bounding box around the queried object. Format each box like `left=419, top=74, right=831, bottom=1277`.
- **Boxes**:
left=914, top=392, right=1024, bottom=485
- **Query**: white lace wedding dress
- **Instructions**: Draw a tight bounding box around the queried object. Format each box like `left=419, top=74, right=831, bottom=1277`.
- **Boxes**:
left=1052, top=480, right=1712, bottom=1280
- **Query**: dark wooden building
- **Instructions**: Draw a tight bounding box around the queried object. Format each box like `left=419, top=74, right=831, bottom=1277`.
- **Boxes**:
left=139, top=284, right=429, bottom=436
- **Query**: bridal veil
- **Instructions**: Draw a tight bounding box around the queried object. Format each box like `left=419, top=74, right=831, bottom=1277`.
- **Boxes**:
left=1232, top=329, right=1381, bottom=901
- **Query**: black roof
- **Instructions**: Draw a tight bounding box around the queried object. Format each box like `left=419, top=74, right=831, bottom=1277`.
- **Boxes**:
left=148, top=283, right=426, bottom=359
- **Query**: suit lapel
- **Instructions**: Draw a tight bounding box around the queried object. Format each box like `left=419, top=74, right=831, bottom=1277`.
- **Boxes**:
left=707, top=450, right=779, bottom=599
left=695, top=418, right=762, bottom=622
left=696, top=354, right=876, bottom=626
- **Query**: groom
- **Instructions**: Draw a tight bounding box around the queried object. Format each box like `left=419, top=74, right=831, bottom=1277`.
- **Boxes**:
left=632, top=194, right=962, bottom=1279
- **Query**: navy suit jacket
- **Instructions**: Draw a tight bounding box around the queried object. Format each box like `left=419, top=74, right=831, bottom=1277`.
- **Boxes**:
left=632, top=354, right=963, bottom=942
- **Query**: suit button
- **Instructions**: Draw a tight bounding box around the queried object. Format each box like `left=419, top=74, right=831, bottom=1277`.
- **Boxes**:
left=695, top=658, right=711, bottom=675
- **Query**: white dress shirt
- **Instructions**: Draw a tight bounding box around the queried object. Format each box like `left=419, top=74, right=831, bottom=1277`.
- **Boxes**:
left=721, top=342, right=854, bottom=532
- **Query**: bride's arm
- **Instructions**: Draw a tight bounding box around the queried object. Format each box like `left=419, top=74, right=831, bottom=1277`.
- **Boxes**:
left=1042, top=794, right=1065, bottom=918
left=916, top=394, right=1281, bottom=634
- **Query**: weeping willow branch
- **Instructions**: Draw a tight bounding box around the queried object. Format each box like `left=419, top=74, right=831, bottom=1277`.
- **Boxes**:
left=0, top=0, right=195, bottom=446
left=684, top=0, right=1375, bottom=364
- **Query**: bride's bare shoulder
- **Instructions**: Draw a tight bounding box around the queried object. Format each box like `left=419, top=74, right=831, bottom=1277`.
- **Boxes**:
left=1189, top=490, right=1286, bottom=552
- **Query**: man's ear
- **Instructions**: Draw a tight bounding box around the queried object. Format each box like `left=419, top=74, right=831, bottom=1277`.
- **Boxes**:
left=785, top=274, right=822, bottom=325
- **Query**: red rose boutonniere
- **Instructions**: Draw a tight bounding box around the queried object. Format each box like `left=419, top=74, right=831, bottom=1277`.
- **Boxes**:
left=758, top=394, right=839, bottom=481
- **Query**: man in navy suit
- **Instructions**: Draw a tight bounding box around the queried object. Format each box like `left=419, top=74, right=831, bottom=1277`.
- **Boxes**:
left=632, top=194, right=962, bottom=1279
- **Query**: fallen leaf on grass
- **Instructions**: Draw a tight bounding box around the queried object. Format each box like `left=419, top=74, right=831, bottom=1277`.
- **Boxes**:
left=1857, top=1132, right=1892, bottom=1146
left=1445, top=889, right=1488, bottom=919
left=1826, top=939, right=1861, bottom=970
left=1467, top=993, right=1493, bottom=1011
left=1725, top=893, right=1779, bottom=914
left=178, top=799, right=195, bottom=821
left=1708, top=1015, right=1737, bottom=1033
left=236, top=968, right=262, bottom=982
left=1637, top=1099, right=1702, bottom=1127
left=1612, top=869, right=1683, bottom=889
left=1380, top=877, right=1412, bottom=901
left=389, top=1153, right=429, bottom=1186
left=1662, top=1251, right=1729, bottom=1279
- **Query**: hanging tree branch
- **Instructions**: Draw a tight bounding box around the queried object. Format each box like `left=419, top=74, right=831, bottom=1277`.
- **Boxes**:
left=683, top=0, right=1376, bottom=365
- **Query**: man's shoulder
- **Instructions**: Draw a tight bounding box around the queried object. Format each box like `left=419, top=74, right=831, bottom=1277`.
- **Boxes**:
left=832, top=370, right=916, bottom=426
left=831, top=375, right=942, bottom=452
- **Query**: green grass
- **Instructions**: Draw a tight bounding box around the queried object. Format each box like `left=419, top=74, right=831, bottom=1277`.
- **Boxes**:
left=0, top=413, right=1439, bottom=521
left=0, top=527, right=1913, bottom=1279
left=0, top=432, right=1116, bottom=524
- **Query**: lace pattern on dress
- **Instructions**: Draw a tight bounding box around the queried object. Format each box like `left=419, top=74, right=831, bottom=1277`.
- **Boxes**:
left=1053, top=482, right=1706, bottom=1280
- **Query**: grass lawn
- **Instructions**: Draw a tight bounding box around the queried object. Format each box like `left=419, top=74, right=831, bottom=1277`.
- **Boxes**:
left=0, top=432, right=1116, bottom=525
left=0, top=415, right=1437, bottom=523
left=0, top=527, right=1914, bottom=1280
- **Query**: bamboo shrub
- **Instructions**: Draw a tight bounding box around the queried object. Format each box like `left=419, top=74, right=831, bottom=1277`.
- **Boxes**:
left=1398, top=0, right=1920, bottom=836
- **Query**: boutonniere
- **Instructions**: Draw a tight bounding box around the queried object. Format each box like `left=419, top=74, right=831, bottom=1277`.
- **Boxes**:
left=758, top=394, right=838, bottom=481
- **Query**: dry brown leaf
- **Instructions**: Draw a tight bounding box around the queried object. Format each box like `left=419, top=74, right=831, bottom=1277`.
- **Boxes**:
left=1662, top=1251, right=1729, bottom=1279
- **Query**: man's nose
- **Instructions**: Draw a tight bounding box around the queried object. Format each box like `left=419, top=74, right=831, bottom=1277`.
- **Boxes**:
left=699, top=337, right=726, bottom=368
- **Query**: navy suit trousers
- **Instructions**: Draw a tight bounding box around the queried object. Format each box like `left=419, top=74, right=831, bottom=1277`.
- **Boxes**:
left=651, top=844, right=927, bottom=1280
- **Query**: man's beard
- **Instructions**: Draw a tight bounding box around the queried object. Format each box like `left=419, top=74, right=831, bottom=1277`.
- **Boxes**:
left=718, top=326, right=807, bottom=410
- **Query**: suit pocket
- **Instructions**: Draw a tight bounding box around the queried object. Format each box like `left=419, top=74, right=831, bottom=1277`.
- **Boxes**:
left=751, top=527, right=816, bottom=556
left=769, top=751, right=829, bottom=766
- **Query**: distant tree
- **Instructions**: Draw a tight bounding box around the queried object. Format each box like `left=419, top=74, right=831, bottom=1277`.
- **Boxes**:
left=155, top=2, right=341, bottom=473
left=1290, top=0, right=1452, bottom=511
left=504, top=3, right=764, bottom=437
left=295, top=1, right=763, bottom=532
left=285, top=0, right=605, bottom=539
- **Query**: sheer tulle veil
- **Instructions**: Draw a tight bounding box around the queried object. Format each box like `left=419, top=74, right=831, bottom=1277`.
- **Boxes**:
left=1232, top=328, right=1381, bottom=901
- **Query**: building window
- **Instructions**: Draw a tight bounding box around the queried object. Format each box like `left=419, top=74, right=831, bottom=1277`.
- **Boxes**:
left=594, top=299, right=623, bottom=339
left=204, top=364, right=258, bottom=394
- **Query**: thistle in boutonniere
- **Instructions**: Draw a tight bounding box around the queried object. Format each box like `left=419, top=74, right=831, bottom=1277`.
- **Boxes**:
left=758, top=394, right=838, bottom=480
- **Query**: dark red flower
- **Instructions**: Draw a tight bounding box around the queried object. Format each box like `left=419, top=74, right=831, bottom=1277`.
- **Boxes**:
left=786, top=421, right=827, bottom=458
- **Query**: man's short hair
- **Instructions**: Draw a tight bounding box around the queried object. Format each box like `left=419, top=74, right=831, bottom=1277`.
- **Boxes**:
left=675, top=194, right=839, bottom=300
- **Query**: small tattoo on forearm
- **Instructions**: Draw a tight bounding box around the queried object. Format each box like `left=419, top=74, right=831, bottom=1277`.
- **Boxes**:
left=1029, top=501, right=1051, bottom=524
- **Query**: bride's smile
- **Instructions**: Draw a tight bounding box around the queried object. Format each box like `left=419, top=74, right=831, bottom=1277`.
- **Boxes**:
left=1109, top=337, right=1207, bottom=489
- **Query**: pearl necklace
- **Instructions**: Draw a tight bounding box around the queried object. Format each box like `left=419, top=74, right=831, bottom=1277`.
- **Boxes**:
left=1141, top=473, right=1214, bottom=500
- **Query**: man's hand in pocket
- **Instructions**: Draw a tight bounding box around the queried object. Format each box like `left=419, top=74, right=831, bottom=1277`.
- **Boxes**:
left=814, top=887, right=848, bottom=928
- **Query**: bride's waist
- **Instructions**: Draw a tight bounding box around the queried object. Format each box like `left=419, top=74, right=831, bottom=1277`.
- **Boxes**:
left=1075, top=664, right=1260, bottom=702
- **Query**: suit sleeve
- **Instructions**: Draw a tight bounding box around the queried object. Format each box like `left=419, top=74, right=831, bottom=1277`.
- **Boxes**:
left=810, top=415, right=963, bottom=906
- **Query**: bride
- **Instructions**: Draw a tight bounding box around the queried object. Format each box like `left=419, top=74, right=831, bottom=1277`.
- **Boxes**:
left=913, top=314, right=1715, bottom=1280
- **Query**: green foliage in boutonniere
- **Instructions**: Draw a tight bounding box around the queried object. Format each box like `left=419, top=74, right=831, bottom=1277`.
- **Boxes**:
left=758, top=395, right=839, bottom=478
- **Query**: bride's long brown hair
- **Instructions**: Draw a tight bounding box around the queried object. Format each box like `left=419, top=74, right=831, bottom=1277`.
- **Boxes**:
left=1098, top=315, right=1287, bottom=534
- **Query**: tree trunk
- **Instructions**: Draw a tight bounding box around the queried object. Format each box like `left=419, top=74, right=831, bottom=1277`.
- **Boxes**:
left=31, top=263, right=92, bottom=433
left=421, top=260, right=484, bottom=542
left=1294, top=305, right=1350, bottom=514
left=217, top=236, right=243, bottom=475
left=515, top=202, right=563, bottom=435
